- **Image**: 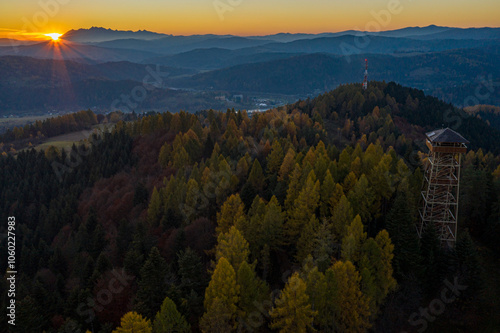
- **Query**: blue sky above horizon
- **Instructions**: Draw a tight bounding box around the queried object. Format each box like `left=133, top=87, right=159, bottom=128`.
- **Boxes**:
left=1, top=0, right=499, bottom=39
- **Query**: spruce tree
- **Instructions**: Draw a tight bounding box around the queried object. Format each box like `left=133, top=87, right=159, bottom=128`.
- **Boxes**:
left=135, top=247, right=168, bottom=319
left=454, top=230, right=482, bottom=296
left=177, top=248, right=206, bottom=295
left=153, top=297, right=190, bottom=333
left=420, top=222, right=444, bottom=295
left=385, top=192, right=422, bottom=279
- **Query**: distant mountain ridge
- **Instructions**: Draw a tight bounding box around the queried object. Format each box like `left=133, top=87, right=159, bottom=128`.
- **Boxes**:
left=93, top=35, right=275, bottom=55
left=0, top=38, right=39, bottom=46
left=0, top=56, right=218, bottom=113
left=61, top=27, right=168, bottom=43
left=0, top=40, right=161, bottom=63
left=3, top=25, right=499, bottom=63
left=0, top=56, right=195, bottom=87
left=235, top=35, right=500, bottom=56
left=59, top=25, right=500, bottom=45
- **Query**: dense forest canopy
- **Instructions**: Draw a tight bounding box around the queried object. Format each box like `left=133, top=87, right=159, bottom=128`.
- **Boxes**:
left=1, top=81, right=499, bottom=332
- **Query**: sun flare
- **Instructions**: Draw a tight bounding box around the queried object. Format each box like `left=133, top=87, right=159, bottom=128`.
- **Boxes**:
left=45, top=33, right=62, bottom=41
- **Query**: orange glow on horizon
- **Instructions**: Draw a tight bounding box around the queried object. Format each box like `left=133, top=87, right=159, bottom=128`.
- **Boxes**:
left=1, top=0, right=499, bottom=39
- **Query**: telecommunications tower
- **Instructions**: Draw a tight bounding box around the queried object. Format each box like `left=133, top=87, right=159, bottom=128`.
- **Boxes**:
left=363, top=59, right=368, bottom=90
left=418, top=128, right=469, bottom=248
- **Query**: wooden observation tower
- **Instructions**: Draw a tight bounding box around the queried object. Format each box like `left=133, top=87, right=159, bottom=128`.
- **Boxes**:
left=418, top=128, right=469, bottom=247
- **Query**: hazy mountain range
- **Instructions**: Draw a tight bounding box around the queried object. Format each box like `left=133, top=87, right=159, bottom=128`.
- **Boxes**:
left=1, top=25, right=499, bottom=114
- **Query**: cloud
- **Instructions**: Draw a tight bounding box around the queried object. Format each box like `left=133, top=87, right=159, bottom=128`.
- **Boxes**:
left=0, top=29, right=51, bottom=40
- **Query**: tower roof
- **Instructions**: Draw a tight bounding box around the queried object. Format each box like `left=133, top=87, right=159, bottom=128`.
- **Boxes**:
left=426, top=128, right=469, bottom=144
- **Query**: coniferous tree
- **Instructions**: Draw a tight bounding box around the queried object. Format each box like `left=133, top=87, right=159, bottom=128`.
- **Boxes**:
left=247, top=158, right=265, bottom=193
left=270, top=272, right=317, bottom=333
left=342, top=171, right=358, bottom=194
left=113, top=311, right=152, bottom=333
left=320, top=169, right=336, bottom=217
left=348, top=174, right=375, bottom=227
left=302, top=257, right=327, bottom=323
left=267, top=140, right=285, bottom=174
left=147, top=187, right=162, bottom=226
left=284, top=163, right=302, bottom=211
left=16, top=295, right=45, bottom=332
left=153, top=297, right=190, bottom=333
left=278, top=148, right=296, bottom=182
left=248, top=195, right=285, bottom=272
left=135, top=247, right=168, bottom=319
left=385, top=192, right=422, bottom=279
left=374, top=229, right=397, bottom=305
left=173, top=146, right=190, bottom=170
left=331, top=195, right=354, bottom=240
left=341, top=215, right=367, bottom=265
left=236, top=260, right=269, bottom=324
left=215, top=226, right=250, bottom=273
left=420, top=223, right=444, bottom=295
left=260, top=195, right=285, bottom=250
left=285, top=170, right=320, bottom=246
left=201, top=257, right=240, bottom=331
left=200, top=298, right=234, bottom=333
left=454, top=230, right=482, bottom=296
left=216, top=194, right=246, bottom=235
left=296, top=214, right=320, bottom=263
left=177, top=248, right=206, bottom=295
left=90, top=252, right=112, bottom=284
left=325, top=261, right=371, bottom=332
left=184, top=178, right=201, bottom=223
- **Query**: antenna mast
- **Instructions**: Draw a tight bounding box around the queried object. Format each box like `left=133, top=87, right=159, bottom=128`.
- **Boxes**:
left=363, top=58, right=368, bottom=90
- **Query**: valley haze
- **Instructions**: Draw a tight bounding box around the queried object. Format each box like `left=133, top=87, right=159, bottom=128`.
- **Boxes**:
left=1, top=25, right=499, bottom=116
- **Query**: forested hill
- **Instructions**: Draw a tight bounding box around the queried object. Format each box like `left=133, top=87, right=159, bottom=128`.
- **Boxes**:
left=286, top=81, right=500, bottom=154
left=1, top=82, right=499, bottom=332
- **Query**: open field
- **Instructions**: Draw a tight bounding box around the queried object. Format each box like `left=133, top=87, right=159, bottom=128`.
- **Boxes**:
left=19, top=123, right=113, bottom=153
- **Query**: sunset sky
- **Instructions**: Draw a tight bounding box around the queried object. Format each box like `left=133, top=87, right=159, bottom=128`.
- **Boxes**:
left=1, top=0, right=499, bottom=39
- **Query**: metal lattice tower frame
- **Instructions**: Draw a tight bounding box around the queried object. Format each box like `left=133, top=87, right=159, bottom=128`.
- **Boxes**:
left=418, top=128, right=469, bottom=248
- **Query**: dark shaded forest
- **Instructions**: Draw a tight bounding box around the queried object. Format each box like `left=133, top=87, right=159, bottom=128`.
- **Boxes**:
left=1, top=81, right=499, bottom=332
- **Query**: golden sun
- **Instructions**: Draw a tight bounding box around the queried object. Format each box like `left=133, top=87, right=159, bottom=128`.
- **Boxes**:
left=45, top=33, right=62, bottom=41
